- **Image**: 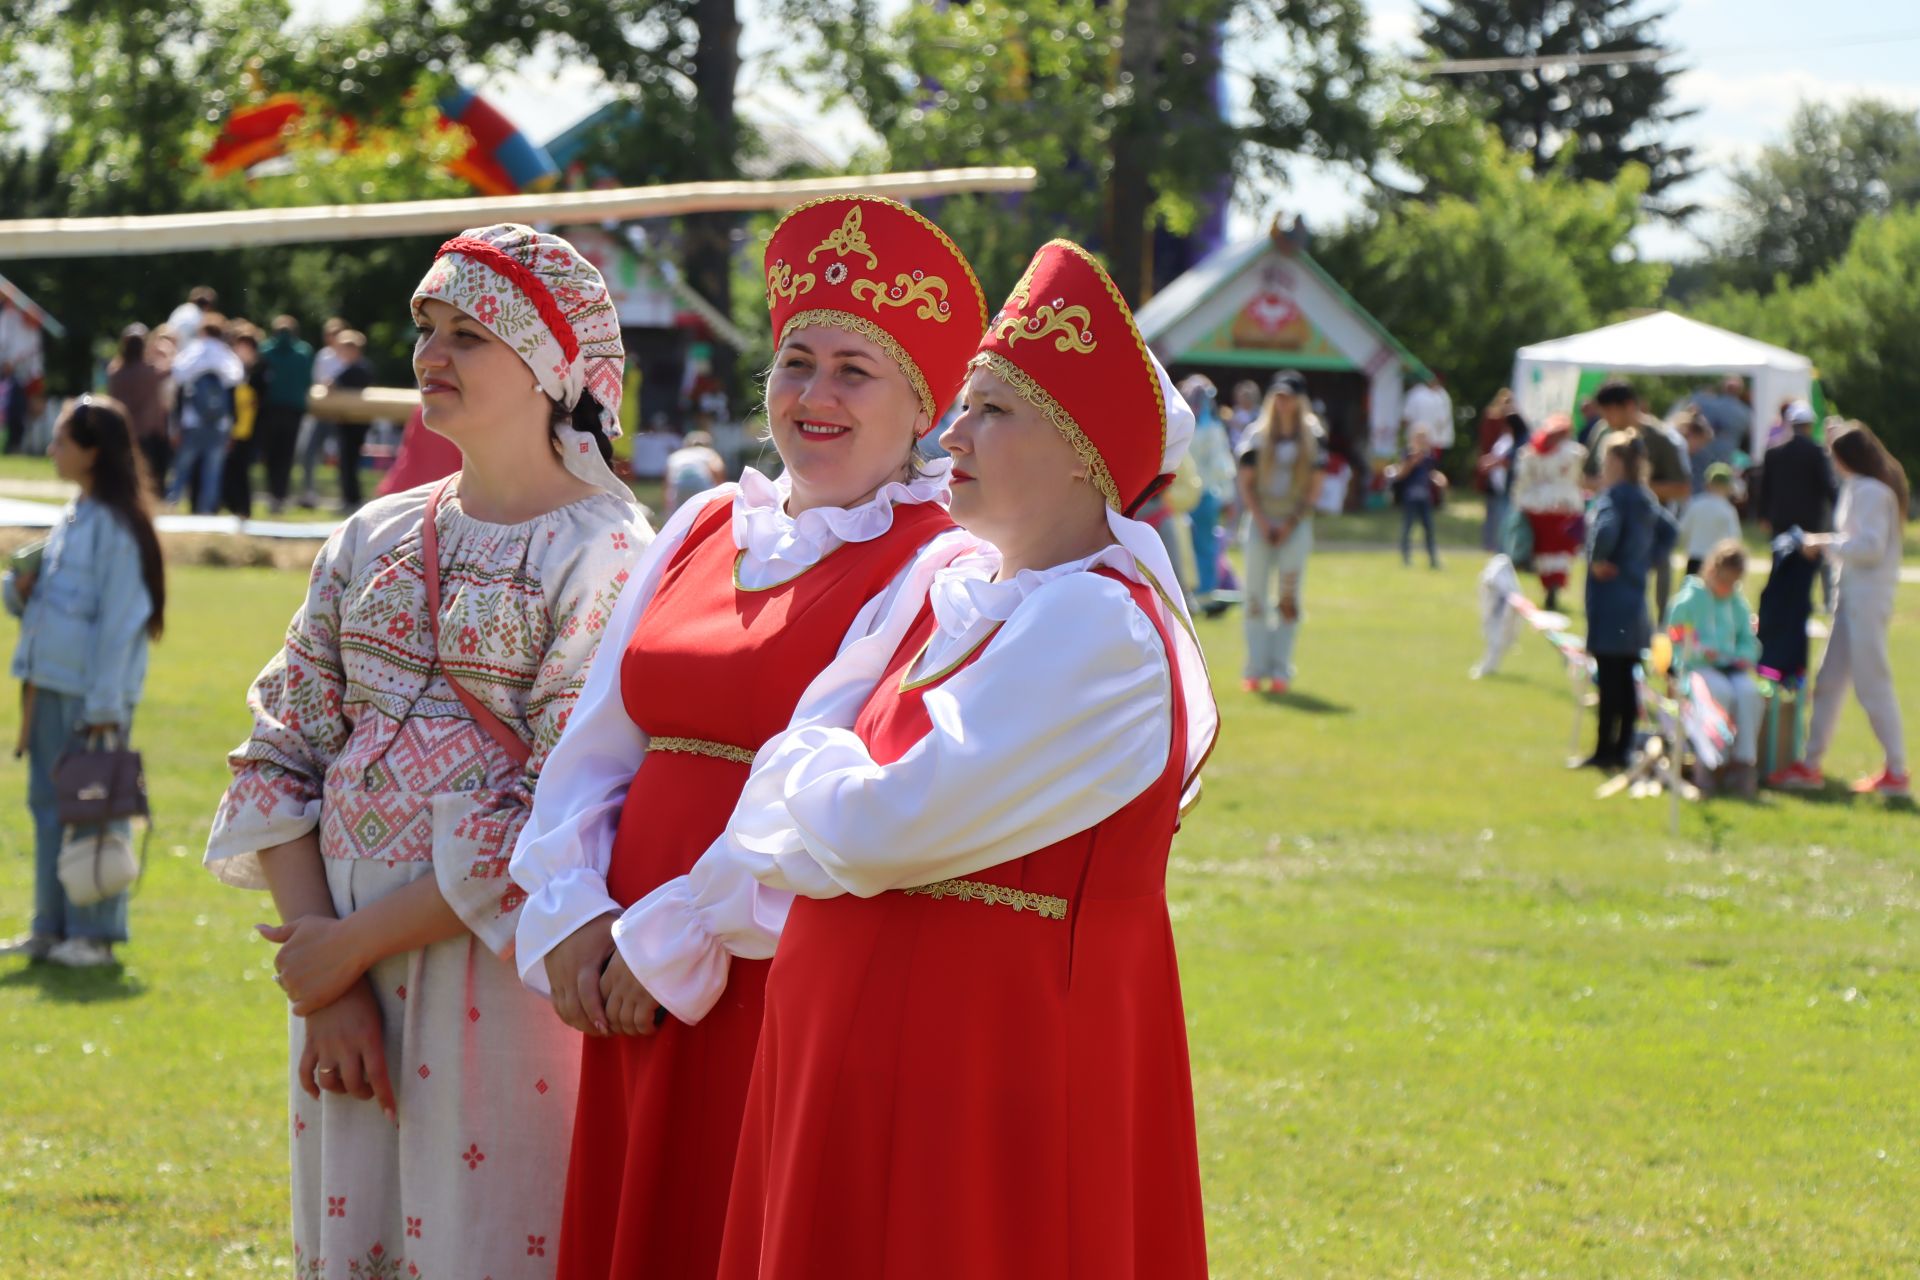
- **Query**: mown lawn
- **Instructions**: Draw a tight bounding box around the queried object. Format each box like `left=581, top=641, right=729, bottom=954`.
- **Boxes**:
left=0, top=544, right=1914, bottom=1278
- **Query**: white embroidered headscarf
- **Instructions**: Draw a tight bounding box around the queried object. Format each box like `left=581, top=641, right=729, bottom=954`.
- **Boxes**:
left=411, top=223, right=633, bottom=502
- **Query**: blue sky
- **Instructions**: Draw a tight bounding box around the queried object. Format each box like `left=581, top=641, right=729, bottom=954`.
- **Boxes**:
left=295, top=0, right=1920, bottom=260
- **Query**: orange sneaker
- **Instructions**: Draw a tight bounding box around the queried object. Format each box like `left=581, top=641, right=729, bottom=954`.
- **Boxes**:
left=1265, top=678, right=1290, bottom=695
left=1851, top=768, right=1912, bottom=798
left=1241, top=678, right=1261, bottom=694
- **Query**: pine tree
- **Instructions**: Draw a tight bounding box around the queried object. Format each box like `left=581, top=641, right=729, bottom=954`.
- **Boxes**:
left=1417, top=0, right=1697, bottom=215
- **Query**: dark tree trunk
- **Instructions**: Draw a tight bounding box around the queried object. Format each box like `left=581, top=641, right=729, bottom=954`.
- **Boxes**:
left=687, top=0, right=743, bottom=387
left=1106, top=0, right=1164, bottom=304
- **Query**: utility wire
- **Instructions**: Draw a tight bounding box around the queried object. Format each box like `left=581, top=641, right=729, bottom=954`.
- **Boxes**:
left=1411, top=26, right=1920, bottom=76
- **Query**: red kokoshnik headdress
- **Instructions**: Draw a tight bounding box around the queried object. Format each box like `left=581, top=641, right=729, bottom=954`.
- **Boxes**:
left=969, top=240, right=1174, bottom=514
left=763, top=196, right=988, bottom=431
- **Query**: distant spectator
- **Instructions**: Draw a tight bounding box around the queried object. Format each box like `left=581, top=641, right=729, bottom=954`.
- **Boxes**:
left=1678, top=408, right=1718, bottom=494
left=1689, top=375, right=1752, bottom=458
left=1476, top=387, right=1516, bottom=457
left=1756, top=399, right=1837, bottom=612
left=1781, top=422, right=1910, bottom=797
left=1585, top=379, right=1690, bottom=618
left=1665, top=539, right=1763, bottom=798
left=1678, top=463, right=1742, bottom=577
left=257, top=315, right=315, bottom=514
left=164, top=285, right=218, bottom=347
left=1475, top=396, right=1526, bottom=552
left=1513, top=413, right=1587, bottom=613
left=1401, top=372, right=1454, bottom=453
left=1, top=395, right=165, bottom=967
left=664, top=428, right=727, bottom=516
left=169, top=314, right=244, bottom=514
left=1226, top=379, right=1262, bottom=450
left=1580, top=438, right=1678, bottom=771
left=223, top=323, right=266, bottom=518
left=296, top=316, right=350, bottom=507
left=1236, top=370, right=1324, bottom=694
left=106, top=324, right=171, bottom=497
left=328, top=329, right=374, bottom=512
left=1389, top=426, right=1445, bottom=569
left=1183, top=375, right=1239, bottom=614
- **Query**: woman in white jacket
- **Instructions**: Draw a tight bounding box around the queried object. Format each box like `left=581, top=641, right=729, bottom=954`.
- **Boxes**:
left=1779, top=421, right=1909, bottom=797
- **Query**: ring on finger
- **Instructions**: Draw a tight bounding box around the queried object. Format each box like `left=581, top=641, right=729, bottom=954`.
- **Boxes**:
left=316, top=1065, right=340, bottom=1077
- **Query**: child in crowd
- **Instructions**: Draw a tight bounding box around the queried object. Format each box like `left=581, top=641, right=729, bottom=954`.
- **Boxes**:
left=1391, top=427, right=1445, bottom=569
left=1678, top=462, right=1742, bottom=577
left=1581, top=438, right=1679, bottom=771
left=1666, top=539, right=1763, bottom=798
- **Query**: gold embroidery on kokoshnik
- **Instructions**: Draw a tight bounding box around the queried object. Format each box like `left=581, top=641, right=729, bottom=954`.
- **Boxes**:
left=807, top=206, right=880, bottom=269
left=649, top=736, right=757, bottom=766
left=852, top=271, right=953, bottom=322
left=766, top=259, right=815, bottom=305
left=993, top=299, right=1097, bottom=355
left=901, top=878, right=1069, bottom=920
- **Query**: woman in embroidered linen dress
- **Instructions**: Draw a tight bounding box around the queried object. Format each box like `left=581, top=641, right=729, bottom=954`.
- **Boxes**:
left=620, top=240, right=1220, bottom=1278
left=507, top=196, right=986, bottom=1280
left=204, top=225, right=651, bottom=1280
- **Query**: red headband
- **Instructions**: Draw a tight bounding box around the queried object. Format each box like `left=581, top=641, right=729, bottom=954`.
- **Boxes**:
left=434, top=236, right=580, bottom=364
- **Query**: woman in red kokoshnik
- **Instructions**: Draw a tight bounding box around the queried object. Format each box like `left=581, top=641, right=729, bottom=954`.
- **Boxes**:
left=508, top=195, right=986, bottom=1279
left=638, top=240, right=1221, bottom=1278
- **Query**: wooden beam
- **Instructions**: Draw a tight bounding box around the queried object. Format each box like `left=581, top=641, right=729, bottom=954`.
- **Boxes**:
left=0, top=168, right=1039, bottom=260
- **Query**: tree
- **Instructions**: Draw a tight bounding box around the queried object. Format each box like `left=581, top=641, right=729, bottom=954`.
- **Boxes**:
left=1416, top=0, right=1697, bottom=214
left=773, top=0, right=1378, bottom=303
left=1715, top=98, right=1920, bottom=291
left=423, top=0, right=747, bottom=380
left=0, top=0, right=495, bottom=387
left=1317, top=111, right=1668, bottom=418
left=1695, top=205, right=1920, bottom=484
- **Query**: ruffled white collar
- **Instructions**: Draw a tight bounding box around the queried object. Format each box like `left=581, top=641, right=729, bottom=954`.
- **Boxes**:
left=732, top=459, right=950, bottom=577
left=928, top=542, right=1140, bottom=641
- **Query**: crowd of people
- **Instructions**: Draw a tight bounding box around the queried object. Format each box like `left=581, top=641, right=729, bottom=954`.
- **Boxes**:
left=1472, top=373, right=1909, bottom=801
left=89, top=288, right=380, bottom=517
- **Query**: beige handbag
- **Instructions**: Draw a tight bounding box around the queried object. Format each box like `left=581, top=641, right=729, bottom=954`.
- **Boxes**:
left=58, top=827, right=140, bottom=908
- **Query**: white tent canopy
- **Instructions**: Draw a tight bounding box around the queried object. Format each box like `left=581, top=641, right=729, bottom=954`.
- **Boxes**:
left=1513, top=311, right=1812, bottom=459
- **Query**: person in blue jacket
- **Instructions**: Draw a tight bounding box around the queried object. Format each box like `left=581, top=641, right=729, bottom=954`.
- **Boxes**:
left=1, top=396, right=165, bottom=967
left=1580, top=436, right=1678, bottom=771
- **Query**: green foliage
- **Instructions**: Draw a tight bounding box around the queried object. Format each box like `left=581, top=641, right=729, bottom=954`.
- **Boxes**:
left=1693, top=204, right=1920, bottom=483
left=773, top=0, right=1377, bottom=299
left=1319, top=107, right=1668, bottom=413
left=1416, top=0, right=1698, bottom=214
left=3, top=552, right=1918, bottom=1275
left=1715, top=99, right=1920, bottom=292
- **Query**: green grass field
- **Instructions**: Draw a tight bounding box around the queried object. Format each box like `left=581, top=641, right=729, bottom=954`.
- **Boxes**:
left=0, top=541, right=1915, bottom=1277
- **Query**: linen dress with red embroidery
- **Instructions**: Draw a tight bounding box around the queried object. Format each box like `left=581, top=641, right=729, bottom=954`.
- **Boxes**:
left=206, top=483, right=648, bottom=1280
left=717, top=569, right=1208, bottom=1280
left=557, top=495, right=955, bottom=1280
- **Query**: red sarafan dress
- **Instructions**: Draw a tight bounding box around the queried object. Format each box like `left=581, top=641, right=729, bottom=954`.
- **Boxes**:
left=557, top=495, right=954, bottom=1280
left=718, top=569, right=1207, bottom=1280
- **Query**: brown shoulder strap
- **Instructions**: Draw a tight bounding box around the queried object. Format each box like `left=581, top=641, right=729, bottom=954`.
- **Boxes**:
left=421, top=478, right=534, bottom=769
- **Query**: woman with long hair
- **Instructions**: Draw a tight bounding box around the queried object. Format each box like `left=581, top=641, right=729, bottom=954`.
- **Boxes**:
left=204, top=224, right=651, bottom=1277
left=2, top=396, right=165, bottom=967
left=1777, top=421, right=1910, bottom=796
left=1236, top=370, right=1323, bottom=693
left=630, top=240, right=1220, bottom=1278
left=508, top=195, right=985, bottom=1279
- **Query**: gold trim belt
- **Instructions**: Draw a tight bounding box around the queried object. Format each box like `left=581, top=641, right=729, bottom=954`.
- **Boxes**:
left=900, top=878, right=1068, bottom=920
left=650, top=736, right=757, bottom=766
